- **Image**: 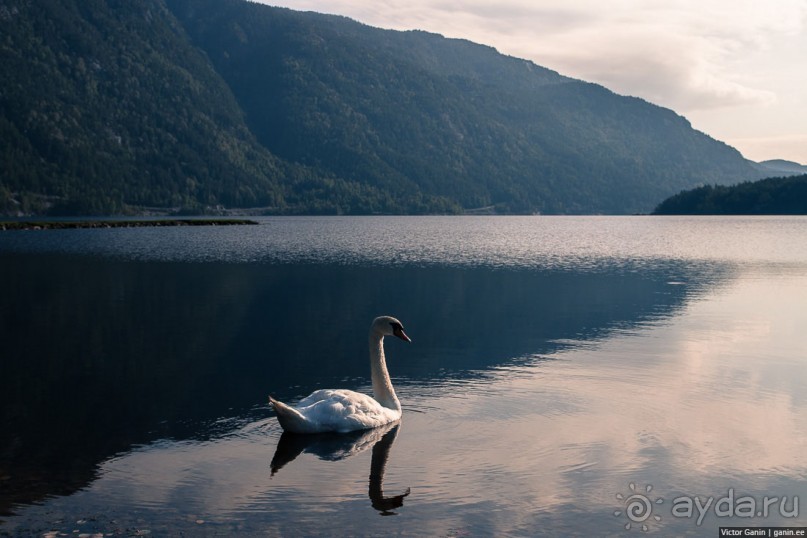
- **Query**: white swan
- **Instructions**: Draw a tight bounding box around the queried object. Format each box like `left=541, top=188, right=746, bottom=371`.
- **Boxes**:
left=269, top=316, right=411, bottom=434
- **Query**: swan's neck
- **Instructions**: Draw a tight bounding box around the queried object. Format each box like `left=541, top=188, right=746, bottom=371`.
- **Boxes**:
left=369, top=332, right=400, bottom=411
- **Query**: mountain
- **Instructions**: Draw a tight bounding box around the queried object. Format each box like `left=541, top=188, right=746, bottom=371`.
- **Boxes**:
left=757, top=159, right=807, bottom=176
left=653, top=174, right=807, bottom=215
left=167, top=0, right=764, bottom=214
left=1, top=0, right=764, bottom=215
left=0, top=0, right=453, bottom=215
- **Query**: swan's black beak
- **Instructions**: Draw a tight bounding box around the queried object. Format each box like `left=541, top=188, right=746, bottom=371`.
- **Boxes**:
left=393, top=326, right=411, bottom=343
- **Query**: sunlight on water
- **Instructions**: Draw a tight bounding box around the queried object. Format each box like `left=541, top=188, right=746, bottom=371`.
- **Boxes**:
left=1, top=216, right=806, bottom=536
left=2, top=216, right=807, bottom=269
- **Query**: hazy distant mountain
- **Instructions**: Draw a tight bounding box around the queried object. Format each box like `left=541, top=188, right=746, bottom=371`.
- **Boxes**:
left=653, top=174, right=807, bottom=215
left=756, top=159, right=807, bottom=176
left=0, top=0, right=764, bottom=215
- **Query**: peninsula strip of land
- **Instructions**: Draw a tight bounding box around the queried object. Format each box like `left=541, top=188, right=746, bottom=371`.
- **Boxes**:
left=0, top=219, right=259, bottom=231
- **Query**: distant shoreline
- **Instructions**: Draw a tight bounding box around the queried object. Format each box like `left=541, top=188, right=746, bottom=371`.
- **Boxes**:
left=0, top=219, right=260, bottom=231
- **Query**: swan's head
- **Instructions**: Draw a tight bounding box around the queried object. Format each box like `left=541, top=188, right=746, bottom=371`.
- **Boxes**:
left=371, top=316, right=411, bottom=342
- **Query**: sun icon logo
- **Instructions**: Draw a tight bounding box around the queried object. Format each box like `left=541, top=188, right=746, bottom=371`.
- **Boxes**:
left=614, top=483, right=664, bottom=531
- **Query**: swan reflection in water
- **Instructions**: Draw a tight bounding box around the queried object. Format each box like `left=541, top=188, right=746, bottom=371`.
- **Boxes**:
left=270, top=421, right=410, bottom=515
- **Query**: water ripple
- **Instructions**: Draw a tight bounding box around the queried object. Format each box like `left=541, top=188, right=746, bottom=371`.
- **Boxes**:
left=2, top=216, right=806, bottom=270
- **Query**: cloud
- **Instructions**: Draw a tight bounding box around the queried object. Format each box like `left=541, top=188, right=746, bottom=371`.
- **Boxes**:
left=527, top=27, right=779, bottom=111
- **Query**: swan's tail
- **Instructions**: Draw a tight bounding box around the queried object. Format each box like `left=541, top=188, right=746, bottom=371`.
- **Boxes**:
left=269, top=396, right=313, bottom=434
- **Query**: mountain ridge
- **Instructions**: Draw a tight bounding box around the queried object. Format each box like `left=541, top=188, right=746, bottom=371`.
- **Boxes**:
left=757, top=159, right=807, bottom=175
left=1, top=0, right=766, bottom=215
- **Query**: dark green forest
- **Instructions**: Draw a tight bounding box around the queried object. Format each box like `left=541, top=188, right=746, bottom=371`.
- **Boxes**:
left=1, top=0, right=767, bottom=215
left=1, top=0, right=284, bottom=214
left=653, top=175, right=807, bottom=215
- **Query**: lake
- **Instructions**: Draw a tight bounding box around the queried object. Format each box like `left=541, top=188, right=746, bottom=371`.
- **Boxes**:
left=1, top=216, right=805, bottom=536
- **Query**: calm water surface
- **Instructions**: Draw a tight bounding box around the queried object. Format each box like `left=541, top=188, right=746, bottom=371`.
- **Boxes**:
left=1, top=216, right=805, bottom=536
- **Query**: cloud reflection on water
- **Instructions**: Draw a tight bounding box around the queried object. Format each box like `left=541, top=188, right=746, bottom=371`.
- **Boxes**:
left=3, top=217, right=807, bottom=536
left=389, top=268, right=807, bottom=535
left=3, top=268, right=804, bottom=536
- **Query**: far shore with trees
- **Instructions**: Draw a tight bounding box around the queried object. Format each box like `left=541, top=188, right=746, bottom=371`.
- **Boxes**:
left=653, top=174, right=807, bottom=215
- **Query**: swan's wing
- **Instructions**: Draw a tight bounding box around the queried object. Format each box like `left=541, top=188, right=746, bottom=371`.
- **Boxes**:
left=297, top=389, right=382, bottom=411
left=296, top=389, right=400, bottom=432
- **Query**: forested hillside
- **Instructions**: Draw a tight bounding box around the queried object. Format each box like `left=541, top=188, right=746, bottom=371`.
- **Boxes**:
left=1, top=0, right=764, bottom=215
left=0, top=0, right=456, bottom=215
left=1, top=0, right=286, bottom=214
left=168, top=0, right=762, bottom=214
left=653, top=175, right=807, bottom=215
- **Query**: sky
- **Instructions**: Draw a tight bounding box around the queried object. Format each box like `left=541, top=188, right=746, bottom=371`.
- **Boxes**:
left=259, top=0, right=807, bottom=164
